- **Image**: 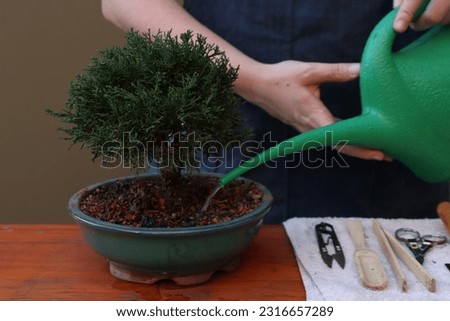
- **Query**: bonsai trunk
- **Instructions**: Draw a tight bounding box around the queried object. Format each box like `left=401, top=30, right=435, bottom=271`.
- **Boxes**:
left=160, top=167, right=185, bottom=191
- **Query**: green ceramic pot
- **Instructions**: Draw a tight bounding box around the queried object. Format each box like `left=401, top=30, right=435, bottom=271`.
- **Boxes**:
left=68, top=173, right=273, bottom=285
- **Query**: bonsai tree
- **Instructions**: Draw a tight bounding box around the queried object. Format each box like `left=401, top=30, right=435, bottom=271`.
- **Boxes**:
left=47, top=30, right=264, bottom=228
left=47, top=29, right=250, bottom=187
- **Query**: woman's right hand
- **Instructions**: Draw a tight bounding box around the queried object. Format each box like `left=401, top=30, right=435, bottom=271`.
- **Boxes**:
left=393, top=0, right=450, bottom=32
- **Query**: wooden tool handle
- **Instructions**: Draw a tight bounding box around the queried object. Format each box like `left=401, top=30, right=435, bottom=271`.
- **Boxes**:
left=347, top=220, right=367, bottom=250
left=373, top=220, right=407, bottom=292
left=437, top=201, right=450, bottom=234
left=381, top=224, right=436, bottom=292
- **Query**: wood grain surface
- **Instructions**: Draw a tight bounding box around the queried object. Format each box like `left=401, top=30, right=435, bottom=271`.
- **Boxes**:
left=0, top=224, right=305, bottom=301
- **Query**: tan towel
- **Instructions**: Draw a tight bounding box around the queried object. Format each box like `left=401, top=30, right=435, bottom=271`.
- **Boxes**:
left=283, top=217, right=450, bottom=300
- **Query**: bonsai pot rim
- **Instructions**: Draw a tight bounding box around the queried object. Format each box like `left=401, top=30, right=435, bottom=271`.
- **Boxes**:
left=68, top=173, right=273, bottom=235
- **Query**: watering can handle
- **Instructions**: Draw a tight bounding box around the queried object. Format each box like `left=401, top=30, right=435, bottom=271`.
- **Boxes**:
left=362, top=0, right=431, bottom=72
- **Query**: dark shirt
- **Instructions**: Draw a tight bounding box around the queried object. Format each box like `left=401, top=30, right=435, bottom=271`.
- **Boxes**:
left=184, top=0, right=448, bottom=222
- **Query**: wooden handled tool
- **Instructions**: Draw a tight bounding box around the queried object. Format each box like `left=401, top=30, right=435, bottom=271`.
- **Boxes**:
left=373, top=220, right=436, bottom=293
left=373, top=220, right=407, bottom=292
left=437, top=201, right=450, bottom=234
left=347, top=220, right=388, bottom=290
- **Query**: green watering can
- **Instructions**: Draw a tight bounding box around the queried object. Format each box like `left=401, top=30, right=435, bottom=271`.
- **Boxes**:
left=219, top=3, right=450, bottom=187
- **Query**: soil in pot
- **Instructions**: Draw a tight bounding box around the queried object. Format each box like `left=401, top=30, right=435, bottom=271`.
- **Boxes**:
left=80, top=175, right=263, bottom=228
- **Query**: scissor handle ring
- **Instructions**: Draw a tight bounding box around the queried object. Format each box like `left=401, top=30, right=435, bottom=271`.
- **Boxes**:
left=421, top=234, right=448, bottom=245
left=395, top=228, right=420, bottom=242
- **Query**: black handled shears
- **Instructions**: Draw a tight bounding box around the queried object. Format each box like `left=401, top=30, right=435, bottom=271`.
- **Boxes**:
left=315, top=222, right=345, bottom=269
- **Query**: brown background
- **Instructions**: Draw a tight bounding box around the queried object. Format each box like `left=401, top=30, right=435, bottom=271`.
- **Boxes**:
left=0, top=0, right=129, bottom=223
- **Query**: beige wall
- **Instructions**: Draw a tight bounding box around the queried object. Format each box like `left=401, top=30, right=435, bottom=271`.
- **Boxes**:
left=0, top=1, right=130, bottom=223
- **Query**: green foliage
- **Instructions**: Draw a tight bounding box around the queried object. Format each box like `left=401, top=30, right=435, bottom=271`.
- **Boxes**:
left=47, top=30, right=251, bottom=176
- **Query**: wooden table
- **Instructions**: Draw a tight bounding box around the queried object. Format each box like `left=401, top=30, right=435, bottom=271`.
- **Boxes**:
left=0, top=225, right=305, bottom=300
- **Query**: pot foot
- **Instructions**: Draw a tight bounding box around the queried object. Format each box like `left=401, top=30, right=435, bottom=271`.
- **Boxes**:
left=109, top=256, right=241, bottom=286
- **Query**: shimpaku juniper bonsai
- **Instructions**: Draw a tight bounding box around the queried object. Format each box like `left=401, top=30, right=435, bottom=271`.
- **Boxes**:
left=47, top=30, right=251, bottom=187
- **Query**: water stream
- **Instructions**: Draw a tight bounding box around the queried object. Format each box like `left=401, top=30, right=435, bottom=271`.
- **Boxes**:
left=199, top=185, right=222, bottom=214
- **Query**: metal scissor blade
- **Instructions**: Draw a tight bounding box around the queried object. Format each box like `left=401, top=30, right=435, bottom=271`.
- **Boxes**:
left=405, top=242, right=426, bottom=265
left=416, top=255, right=424, bottom=265
left=333, top=252, right=346, bottom=269
left=320, top=249, right=334, bottom=268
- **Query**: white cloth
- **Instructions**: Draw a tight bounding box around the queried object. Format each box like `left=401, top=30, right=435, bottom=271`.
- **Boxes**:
left=283, top=217, right=450, bottom=300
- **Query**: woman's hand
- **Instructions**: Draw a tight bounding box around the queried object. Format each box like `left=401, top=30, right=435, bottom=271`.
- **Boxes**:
left=394, top=0, right=450, bottom=32
left=238, top=60, right=390, bottom=161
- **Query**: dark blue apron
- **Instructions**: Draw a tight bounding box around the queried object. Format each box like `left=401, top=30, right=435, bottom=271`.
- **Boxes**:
left=184, top=0, right=448, bottom=222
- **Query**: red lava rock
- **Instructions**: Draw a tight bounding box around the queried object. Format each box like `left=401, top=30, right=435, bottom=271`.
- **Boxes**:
left=80, top=176, right=263, bottom=228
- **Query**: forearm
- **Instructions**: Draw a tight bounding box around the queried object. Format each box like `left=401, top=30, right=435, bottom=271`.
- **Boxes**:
left=101, top=0, right=262, bottom=101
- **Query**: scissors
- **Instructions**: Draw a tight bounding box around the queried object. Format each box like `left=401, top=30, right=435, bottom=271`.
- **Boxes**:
left=395, top=228, right=447, bottom=264
left=315, top=222, right=345, bottom=269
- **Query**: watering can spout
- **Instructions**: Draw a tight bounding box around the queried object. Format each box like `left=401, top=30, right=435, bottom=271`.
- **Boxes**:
left=220, top=1, right=450, bottom=186
left=219, top=114, right=383, bottom=187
